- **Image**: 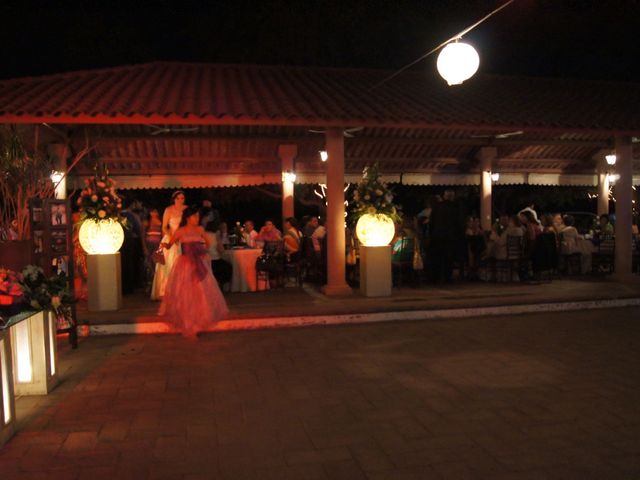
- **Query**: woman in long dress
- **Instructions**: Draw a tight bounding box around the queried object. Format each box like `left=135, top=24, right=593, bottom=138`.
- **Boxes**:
left=159, top=207, right=229, bottom=338
left=151, top=191, right=187, bottom=300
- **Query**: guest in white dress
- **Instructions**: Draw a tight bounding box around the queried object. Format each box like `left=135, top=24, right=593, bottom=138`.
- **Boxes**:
left=151, top=191, right=187, bottom=300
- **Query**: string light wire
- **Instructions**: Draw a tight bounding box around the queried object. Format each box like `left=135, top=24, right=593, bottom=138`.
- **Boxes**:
left=370, top=0, right=517, bottom=91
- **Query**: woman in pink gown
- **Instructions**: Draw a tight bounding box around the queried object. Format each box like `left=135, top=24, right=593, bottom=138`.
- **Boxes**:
left=159, top=207, right=229, bottom=338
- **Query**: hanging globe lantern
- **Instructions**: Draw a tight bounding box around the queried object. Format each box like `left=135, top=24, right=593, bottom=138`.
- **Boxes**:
left=356, top=214, right=395, bottom=247
left=436, top=41, right=480, bottom=86
left=78, top=218, right=124, bottom=255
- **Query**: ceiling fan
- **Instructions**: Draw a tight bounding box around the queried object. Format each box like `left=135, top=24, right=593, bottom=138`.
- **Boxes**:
left=470, top=130, right=524, bottom=139
left=308, top=126, right=365, bottom=138
left=148, top=125, right=200, bottom=136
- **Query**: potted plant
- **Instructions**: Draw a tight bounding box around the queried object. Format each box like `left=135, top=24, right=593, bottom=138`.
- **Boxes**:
left=19, top=265, right=75, bottom=330
left=0, top=126, right=55, bottom=270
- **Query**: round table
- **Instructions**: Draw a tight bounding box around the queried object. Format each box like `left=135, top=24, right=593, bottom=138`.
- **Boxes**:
left=221, top=248, right=268, bottom=292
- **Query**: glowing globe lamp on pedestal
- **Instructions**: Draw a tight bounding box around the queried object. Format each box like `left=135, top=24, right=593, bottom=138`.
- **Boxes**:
left=356, top=214, right=394, bottom=297
left=79, top=219, right=123, bottom=312
left=355, top=214, right=395, bottom=247
left=79, top=218, right=124, bottom=255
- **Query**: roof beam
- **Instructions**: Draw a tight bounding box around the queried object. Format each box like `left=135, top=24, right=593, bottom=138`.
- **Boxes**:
left=92, top=134, right=612, bottom=148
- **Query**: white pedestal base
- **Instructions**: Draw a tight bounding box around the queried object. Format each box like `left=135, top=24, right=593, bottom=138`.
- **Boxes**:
left=0, top=333, right=16, bottom=447
left=360, top=245, right=392, bottom=297
left=11, top=311, right=59, bottom=396
left=88, top=253, right=122, bottom=311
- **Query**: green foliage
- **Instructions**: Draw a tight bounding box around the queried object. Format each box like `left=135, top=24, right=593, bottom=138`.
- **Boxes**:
left=0, top=126, right=54, bottom=239
left=19, top=265, right=74, bottom=323
left=349, top=163, right=402, bottom=223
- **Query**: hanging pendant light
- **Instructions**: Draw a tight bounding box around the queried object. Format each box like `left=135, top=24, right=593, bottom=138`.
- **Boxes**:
left=436, top=41, right=480, bottom=86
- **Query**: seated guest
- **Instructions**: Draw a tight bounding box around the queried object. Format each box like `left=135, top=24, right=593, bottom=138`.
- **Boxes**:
left=310, top=217, right=326, bottom=253
left=303, top=216, right=320, bottom=238
left=242, top=220, right=259, bottom=247
left=219, top=221, right=230, bottom=248
left=519, top=209, right=542, bottom=241
left=490, top=215, right=524, bottom=260
left=464, top=216, right=484, bottom=236
left=283, top=217, right=302, bottom=259
left=465, top=217, right=485, bottom=279
left=257, top=219, right=282, bottom=242
left=552, top=213, right=566, bottom=235
left=540, top=214, right=556, bottom=234
left=597, top=214, right=614, bottom=235
left=559, top=215, right=594, bottom=273
left=520, top=208, right=541, bottom=249
left=205, top=221, right=232, bottom=287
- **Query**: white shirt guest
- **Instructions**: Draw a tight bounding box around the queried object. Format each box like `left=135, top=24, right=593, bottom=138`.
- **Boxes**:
left=242, top=220, right=259, bottom=248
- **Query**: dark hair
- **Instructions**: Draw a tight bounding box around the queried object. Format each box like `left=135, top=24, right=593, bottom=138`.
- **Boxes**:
left=520, top=210, right=536, bottom=224
left=122, top=196, right=135, bottom=209
left=541, top=213, right=553, bottom=227
left=563, top=215, right=575, bottom=227
left=171, top=190, right=185, bottom=202
left=510, top=214, right=522, bottom=227
left=285, top=217, right=298, bottom=229
left=205, top=220, right=219, bottom=233
left=179, top=206, right=199, bottom=227
left=147, top=208, right=160, bottom=220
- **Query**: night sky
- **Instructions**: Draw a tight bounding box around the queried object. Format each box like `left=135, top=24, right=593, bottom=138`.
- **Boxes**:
left=1, top=0, right=640, bottom=81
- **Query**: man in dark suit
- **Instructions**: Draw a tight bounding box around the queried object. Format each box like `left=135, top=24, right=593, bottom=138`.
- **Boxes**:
left=120, top=198, right=144, bottom=294
left=428, top=190, right=463, bottom=283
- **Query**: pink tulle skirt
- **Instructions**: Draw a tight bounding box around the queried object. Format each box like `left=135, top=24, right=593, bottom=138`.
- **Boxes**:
left=159, top=253, right=229, bottom=337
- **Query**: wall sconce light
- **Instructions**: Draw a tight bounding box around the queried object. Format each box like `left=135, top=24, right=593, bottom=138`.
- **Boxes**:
left=490, top=172, right=500, bottom=182
left=319, top=150, right=328, bottom=162
left=282, top=170, right=296, bottom=183
left=605, top=154, right=617, bottom=166
left=50, top=170, right=64, bottom=184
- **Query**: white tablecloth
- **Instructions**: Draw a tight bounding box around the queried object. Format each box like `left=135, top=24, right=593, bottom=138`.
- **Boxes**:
left=221, top=248, right=268, bottom=292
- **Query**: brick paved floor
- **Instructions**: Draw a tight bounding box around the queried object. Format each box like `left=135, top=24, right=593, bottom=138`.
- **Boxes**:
left=2, top=307, right=639, bottom=479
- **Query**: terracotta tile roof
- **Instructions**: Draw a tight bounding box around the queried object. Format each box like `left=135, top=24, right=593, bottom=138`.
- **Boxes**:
left=1, top=61, right=640, bottom=133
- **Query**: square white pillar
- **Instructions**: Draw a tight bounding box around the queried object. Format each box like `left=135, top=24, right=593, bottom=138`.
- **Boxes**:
left=10, top=311, right=59, bottom=396
left=0, top=333, right=17, bottom=447
left=360, top=245, right=392, bottom=297
left=87, top=253, right=122, bottom=311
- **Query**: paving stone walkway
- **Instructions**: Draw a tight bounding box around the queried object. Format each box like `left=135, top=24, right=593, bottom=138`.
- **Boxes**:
left=2, top=307, right=639, bottom=479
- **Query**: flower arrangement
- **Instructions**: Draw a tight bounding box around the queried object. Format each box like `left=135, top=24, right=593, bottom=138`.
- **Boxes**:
left=350, top=163, right=401, bottom=223
left=77, top=164, right=124, bottom=224
left=19, top=265, right=75, bottom=326
left=0, top=267, right=23, bottom=300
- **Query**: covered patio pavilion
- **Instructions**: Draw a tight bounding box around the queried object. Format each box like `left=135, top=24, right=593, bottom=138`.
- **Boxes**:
left=1, top=61, right=640, bottom=295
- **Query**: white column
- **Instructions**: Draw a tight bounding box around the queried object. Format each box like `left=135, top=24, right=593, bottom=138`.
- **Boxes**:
left=322, top=129, right=352, bottom=296
left=278, top=144, right=297, bottom=224
left=614, top=135, right=633, bottom=278
left=47, top=143, right=69, bottom=199
left=477, top=147, right=497, bottom=231
left=597, top=173, right=610, bottom=217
